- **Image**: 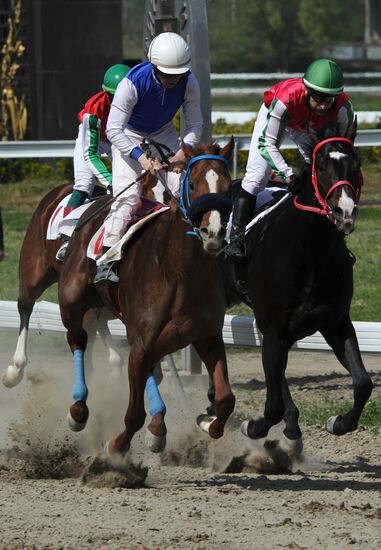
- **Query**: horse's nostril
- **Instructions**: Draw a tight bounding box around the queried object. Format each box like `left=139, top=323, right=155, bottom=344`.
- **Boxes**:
left=332, top=206, right=343, bottom=219
left=352, top=206, right=359, bottom=219
left=199, top=227, right=209, bottom=235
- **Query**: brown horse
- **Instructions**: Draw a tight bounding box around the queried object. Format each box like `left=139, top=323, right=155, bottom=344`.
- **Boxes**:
left=1, top=172, right=164, bottom=389
left=58, top=138, right=236, bottom=455
left=1, top=183, right=129, bottom=388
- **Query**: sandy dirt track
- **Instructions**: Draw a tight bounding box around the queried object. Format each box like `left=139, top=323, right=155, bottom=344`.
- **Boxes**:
left=0, top=329, right=381, bottom=550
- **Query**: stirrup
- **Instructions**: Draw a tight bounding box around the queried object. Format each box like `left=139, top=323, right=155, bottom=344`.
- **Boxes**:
left=93, top=262, right=119, bottom=284
left=56, top=240, right=69, bottom=262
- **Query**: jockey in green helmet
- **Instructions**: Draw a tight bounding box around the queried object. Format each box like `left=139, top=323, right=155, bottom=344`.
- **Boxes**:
left=56, top=63, right=131, bottom=262
left=225, top=58, right=354, bottom=263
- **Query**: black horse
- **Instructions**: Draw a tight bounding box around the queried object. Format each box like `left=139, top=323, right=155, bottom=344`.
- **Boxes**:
left=219, top=121, right=373, bottom=456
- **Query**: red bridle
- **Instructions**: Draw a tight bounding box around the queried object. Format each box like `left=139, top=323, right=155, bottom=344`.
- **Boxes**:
left=294, top=137, right=363, bottom=221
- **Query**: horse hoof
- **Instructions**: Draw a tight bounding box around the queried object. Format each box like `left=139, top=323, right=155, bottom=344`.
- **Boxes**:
left=278, top=434, right=303, bottom=457
left=145, top=430, right=167, bottom=453
left=66, top=412, right=87, bottom=432
left=241, top=420, right=250, bottom=437
left=197, top=413, right=217, bottom=435
left=326, top=415, right=339, bottom=434
left=104, top=437, right=128, bottom=457
left=2, top=365, right=24, bottom=388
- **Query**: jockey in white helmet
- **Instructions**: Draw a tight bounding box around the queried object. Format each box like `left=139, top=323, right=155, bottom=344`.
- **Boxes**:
left=94, top=32, right=203, bottom=284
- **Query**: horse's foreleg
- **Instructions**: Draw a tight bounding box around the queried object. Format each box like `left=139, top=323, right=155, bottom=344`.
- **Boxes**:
left=242, top=334, right=287, bottom=440
left=105, top=346, right=149, bottom=456
left=2, top=300, right=34, bottom=387
left=321, top=319, right=373, bottom=435
left=194, top=335, right=235, bottom=439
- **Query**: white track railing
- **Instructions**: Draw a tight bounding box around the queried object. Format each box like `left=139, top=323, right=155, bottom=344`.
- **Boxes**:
left=1, top=129, right=380, bottom=180
left=1, top=301, right=380, bottom=354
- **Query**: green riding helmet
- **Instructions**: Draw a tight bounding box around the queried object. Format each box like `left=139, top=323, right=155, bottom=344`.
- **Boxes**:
left=102, top=64, right=131, bottom=94
left=303, top=58, right=344, bottom=95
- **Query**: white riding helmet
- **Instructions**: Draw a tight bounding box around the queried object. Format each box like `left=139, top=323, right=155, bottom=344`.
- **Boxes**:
left=148, top=32, right=191, bottom=75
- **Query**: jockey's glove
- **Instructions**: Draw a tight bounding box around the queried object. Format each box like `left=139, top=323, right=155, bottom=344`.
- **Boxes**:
left=138, top=153, right=164, bottom=174
left=287, top=174, right=304, bottom=196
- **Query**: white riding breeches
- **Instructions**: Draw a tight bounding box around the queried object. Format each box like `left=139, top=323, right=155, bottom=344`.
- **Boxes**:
left=103, top=125, right=181, bottom=248
left=241, top=104, right=312, bottom=196
left=73, top=124, right=112, bottom=195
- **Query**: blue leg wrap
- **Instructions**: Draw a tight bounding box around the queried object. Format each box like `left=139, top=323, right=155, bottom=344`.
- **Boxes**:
left=145, top=374, right=166, bottom=417
left=72, top=349, right=88, bottom=402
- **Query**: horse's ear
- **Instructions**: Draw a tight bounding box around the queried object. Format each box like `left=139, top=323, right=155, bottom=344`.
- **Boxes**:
left=345, top=116, right=357, bottom=143
left=182, top=142, right=195, bottom=161
left=219, top=136, right=234, bottom=160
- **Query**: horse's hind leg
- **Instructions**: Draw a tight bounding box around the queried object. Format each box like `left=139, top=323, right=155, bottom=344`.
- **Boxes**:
left=321, top=318, right=373, bottom=435
left=65, top=325, right=90, bottom=431
left=93, top=307, right=124, bottom=378
left=2, top=300, right=34, bottom=387
left=194, top=334, right=235, bottom=439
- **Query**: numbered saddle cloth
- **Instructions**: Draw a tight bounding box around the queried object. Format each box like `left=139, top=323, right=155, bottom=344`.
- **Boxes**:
left=46, top=194, right=91, bottom=240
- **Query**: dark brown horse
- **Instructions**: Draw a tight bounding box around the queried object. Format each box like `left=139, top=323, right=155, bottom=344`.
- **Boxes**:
left=1, top=175, right=162, bottom=389
left=220, top=121, right=373, bottom=457
left=58, top=138, right=236, bottom=455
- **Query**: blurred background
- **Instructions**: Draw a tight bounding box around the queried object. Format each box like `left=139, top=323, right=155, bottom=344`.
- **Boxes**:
left=1, top=0, right=381, bottom=141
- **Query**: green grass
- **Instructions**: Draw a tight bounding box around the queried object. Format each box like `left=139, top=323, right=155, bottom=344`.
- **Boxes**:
left=299, top=397, right=381, bottom=428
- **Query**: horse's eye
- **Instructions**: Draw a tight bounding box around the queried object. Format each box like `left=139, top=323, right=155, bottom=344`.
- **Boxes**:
left=189, top=181, right=195, bottom=191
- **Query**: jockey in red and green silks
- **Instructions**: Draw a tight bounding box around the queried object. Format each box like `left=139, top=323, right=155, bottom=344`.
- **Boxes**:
left=225, top=58, right=355, bottom=262
left=56, top=64, right=130, bottom=261
left=67, top=64, right=131, bottom=213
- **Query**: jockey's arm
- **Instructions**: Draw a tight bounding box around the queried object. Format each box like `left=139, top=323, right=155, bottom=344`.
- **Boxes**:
left=258, top=99, right=292, bottom=181
left=167, top=75, right=203, bottom=174
left=181, top=74, right=203, bottom=147
left=82, top=113, right=112, bottom=188
left=337, top=99, right=355, bottom=136
left=106, top=78, right=140, bottom=159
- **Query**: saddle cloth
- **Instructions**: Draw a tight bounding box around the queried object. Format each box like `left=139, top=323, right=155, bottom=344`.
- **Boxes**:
left=46, top=193, right=169, bottom=264
left=46, top=194, right=91, bottom=240
left=88, top=200, right=170, bottom=265
left=226, top=186, right=290, bottom=242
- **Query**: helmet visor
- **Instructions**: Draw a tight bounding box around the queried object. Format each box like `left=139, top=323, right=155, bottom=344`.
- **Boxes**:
left=307, top=88, right=335, bottom=104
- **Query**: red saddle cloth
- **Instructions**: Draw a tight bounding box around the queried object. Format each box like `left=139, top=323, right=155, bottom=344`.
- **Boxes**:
left=93, top=198, right=165, bottom=257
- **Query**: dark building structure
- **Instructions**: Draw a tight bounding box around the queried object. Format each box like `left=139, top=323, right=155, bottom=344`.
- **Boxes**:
left=1, top=0, right=123, bottom=140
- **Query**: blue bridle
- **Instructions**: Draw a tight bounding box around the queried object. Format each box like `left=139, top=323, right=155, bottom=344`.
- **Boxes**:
left=179, top=154, right=230, bottom=218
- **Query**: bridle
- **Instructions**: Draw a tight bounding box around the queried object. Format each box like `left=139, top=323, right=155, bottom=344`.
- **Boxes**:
left=179, top=154, right=230, bottom=217
left=294, top=137, right=363, bottom=222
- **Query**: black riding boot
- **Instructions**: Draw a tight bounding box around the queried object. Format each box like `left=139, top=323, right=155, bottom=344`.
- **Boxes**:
left=93, top=246, right=119, bottom=284
left=225, top=189, right=256, bottom=262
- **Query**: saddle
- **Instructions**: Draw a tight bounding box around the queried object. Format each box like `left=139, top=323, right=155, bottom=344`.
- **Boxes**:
left=88, top=198, right=169, bottom=264
left=47, top=194, right=169, bottom=264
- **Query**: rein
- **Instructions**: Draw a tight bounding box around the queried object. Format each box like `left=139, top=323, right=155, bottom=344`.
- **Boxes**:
left=294, top=137, right=363, bottom=221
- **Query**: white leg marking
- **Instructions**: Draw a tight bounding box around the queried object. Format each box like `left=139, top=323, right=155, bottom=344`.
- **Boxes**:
left=279, top=434, right=303, bottom=457
left=326, top=415, right=339, bottom=434
left=2, top=327, right=28, bottom=387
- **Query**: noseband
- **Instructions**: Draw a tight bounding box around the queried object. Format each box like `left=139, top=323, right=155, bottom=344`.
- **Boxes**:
left=294, top=137, right=363, bottom=221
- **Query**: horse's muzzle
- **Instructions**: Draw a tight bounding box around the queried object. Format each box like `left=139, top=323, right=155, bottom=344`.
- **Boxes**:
left=331, top=205, right=359, bottom=234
